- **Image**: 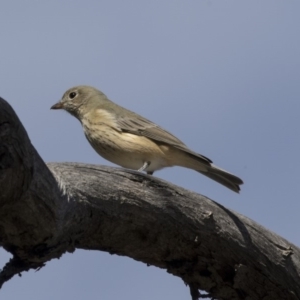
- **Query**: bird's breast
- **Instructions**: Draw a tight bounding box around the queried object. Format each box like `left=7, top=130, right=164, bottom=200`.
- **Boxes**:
left=82, top=117, right=172, bottom=171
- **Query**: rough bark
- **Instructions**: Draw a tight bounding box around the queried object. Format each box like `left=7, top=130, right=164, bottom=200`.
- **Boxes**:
left=0, top=97, right=299, bottom=300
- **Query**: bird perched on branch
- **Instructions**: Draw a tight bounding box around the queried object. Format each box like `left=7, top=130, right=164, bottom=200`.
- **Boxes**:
left=51, top=86, right=243, bottom=192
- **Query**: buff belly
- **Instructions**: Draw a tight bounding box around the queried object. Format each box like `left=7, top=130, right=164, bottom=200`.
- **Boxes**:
left=84, top=127, right=172, bottom=172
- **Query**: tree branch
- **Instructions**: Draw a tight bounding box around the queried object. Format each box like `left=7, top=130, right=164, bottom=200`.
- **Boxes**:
left=0, top=97, right=299, bottom=300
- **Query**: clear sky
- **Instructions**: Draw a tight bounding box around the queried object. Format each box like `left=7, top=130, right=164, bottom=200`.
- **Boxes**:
left=0, top=1, right=299, bottom=299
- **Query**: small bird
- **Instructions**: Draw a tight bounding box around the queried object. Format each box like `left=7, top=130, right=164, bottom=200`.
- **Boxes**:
left=51, top=86, right=243, bottom=192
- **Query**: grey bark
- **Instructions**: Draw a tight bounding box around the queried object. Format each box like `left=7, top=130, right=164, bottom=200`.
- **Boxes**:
left=0, top=97, right=299, bottom=300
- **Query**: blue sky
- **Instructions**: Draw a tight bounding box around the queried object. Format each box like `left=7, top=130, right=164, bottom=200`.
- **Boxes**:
left=0, top=1, right=299, bottom=299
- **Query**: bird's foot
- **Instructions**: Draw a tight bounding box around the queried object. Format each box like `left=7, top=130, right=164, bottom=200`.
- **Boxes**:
left=138, top=161, right=150, bottom=172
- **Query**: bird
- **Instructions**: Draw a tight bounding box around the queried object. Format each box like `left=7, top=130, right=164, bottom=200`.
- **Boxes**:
left=51, top=86, right=243, bottom=193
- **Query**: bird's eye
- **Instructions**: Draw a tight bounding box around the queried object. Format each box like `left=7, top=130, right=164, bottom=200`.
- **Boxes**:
left=69, top=92, right=77, bottom=99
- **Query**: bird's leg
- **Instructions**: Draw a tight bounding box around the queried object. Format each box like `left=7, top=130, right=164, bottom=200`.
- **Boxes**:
left=138, top=161, right=150, bottom=172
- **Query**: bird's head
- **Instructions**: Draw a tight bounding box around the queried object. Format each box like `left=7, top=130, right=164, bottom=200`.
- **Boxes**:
left=51, top=85, right=109, bottom=119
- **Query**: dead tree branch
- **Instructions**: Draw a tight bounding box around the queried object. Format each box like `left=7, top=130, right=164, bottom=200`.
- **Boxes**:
left=0, top=97, right=299, bottom=300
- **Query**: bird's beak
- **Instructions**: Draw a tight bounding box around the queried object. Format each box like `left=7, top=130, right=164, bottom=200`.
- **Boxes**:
left=51, top=102, right=64, bottom=109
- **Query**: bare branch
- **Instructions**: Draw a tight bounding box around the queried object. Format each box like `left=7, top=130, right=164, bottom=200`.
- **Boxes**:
left=0, top=97, right=300, bottom=300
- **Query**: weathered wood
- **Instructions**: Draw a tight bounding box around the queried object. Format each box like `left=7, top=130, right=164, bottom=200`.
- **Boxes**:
left=0, top=97, right=299, bottom=300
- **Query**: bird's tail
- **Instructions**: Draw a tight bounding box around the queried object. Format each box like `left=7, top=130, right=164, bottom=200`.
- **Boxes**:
left=168, top=147, right=243, bottom=193
left=198, top=164, right=243, bottom=193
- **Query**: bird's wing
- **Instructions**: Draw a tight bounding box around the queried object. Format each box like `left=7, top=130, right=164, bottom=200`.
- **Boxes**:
left=116, top=114, right=212, bottom=165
